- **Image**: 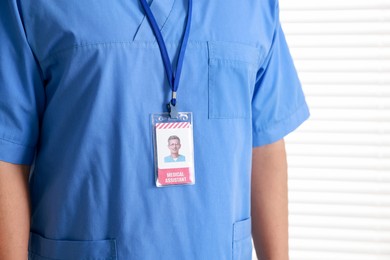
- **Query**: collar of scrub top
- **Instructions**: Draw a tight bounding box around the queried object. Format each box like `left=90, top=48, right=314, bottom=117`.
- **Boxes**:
left=139, top=0, right=193, bottom=118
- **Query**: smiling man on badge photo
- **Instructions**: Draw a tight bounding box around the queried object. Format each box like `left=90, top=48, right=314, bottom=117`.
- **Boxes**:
left=164, top=135, right=186, bottom=163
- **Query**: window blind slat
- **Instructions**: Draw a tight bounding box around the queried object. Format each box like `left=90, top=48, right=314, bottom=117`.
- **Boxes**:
left=287, top=144, right=390, bottom=158
left=286, top=133, right=390, bottom=146
left=294, top=121, right=390, bottom=133
left=280, top=0, right=390, bottom=10
left=290, top=48, right=390, bottom=60
left=283, top=23, right=390, bottom=35
left=290, top=192, right=390, bottom=206
left=304, top=109, right=390, bottom=121
left=306, top=97, right=390, bottom=109
left=289, top=239, right=390, bottom=254
left=295, top=60, right=390, bottom=72
left=290, top=251, right=390, bottom=260
left=289, top=203, right=390, bottom=218
left=290, top=227, right=390, bottom=242
left=281, top=10, right=390, bottom=23
left=288, top=180, right=390, bottom=194
left=287, top=35, right=390, bottom=47
left=299, top=73, right=390, bottom=84
left=303, top=85, right=390, bottom=97
left=289, top=168, right=390, bottom=182
left=290, top=215, right=390, bottom=230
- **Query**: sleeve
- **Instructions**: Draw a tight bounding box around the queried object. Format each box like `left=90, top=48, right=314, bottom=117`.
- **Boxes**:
left=251, top=5, right=310, bottom=147
left=0, top=0, right=45, bottom=164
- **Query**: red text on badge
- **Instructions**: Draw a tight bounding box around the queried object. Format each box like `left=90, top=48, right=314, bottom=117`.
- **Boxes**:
left=158, top=167, right=191, bottom=185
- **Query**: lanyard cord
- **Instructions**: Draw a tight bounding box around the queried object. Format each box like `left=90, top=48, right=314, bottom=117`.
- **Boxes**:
left=139, top=0, right=193, bottom=108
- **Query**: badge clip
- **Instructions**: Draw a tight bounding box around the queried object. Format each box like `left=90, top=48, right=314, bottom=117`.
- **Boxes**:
left=167, top=92, right=178, bottom=119
left=167, top=103, right=178, bottom=119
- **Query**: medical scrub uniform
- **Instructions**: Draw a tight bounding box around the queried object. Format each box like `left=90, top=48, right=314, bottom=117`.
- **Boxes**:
left=0, top=0, right=309, bottom=259
left=164, top=155, right=186, bottom=163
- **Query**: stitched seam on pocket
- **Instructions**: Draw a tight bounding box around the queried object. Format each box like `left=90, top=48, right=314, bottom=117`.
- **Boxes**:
left=209, top=41, right=260, bottom=65
left=29, top=251, right=61, bottom=260
left=29, top=232, right=116, bottom=260
left=29, top=250, right=116, bottom=260
left=211, top=59, right=258, bottom=66
left=233, top=218, right=252, bottom=241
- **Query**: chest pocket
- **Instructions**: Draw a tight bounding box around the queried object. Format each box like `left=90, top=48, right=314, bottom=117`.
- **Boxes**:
left=28, top=232, right=117, bottom=260
left=208, top=42, right=260, bottom=119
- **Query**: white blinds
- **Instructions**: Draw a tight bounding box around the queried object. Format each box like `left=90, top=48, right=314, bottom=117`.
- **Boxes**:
left=271, top=0, right=390, bottom=259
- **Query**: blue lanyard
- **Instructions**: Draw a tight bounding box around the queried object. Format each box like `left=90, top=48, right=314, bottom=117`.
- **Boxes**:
left=139, top=0, right=193, bottom=116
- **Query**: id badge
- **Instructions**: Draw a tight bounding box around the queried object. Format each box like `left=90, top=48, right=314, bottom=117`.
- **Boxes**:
left=151, top=112, right=195, bottom=187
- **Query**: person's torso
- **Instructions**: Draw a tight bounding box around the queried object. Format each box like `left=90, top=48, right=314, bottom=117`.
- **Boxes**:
left=25, top=1, right=276, bottom=259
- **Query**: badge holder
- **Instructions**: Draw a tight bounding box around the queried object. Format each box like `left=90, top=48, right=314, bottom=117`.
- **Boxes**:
left=151, top=112, right=195, bottom=187
left=141, top=0, right=194, bottom=187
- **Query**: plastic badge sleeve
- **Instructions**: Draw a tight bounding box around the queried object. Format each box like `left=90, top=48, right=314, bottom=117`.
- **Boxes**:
left=151, top=112, right=195, bottom=187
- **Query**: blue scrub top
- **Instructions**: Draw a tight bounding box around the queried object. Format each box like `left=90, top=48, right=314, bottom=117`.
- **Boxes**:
left=0, top=0, right=309, bottom=259
left=165, top=155, right=186, bottom=163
